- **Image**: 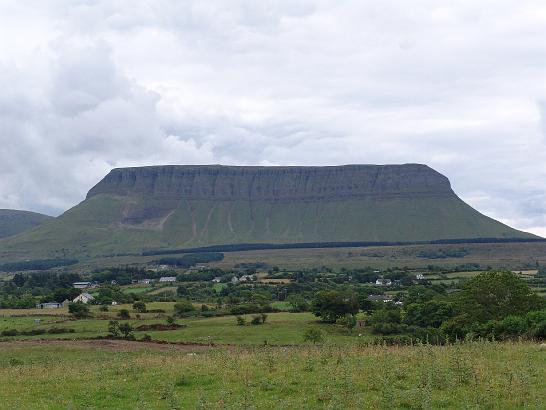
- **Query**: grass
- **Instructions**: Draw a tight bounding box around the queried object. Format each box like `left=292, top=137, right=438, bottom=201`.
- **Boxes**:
left=0, top=310, right=367, bottom=345
left=0, top=341, right=543, bottom=409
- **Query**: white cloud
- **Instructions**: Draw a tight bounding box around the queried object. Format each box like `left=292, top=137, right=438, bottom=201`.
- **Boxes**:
left=0, top=0, right=545, bottom=236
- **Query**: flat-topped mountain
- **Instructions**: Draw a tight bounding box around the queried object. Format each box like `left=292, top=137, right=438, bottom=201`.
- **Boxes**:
left=0, top=164, right=535, bottom=259
left=0, top=209, right=53, bottom=239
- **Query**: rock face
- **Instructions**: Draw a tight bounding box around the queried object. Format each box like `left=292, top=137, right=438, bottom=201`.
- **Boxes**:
left=1, top=164, right=535, bottom=259
left=87, top=164, right=454, bottom=201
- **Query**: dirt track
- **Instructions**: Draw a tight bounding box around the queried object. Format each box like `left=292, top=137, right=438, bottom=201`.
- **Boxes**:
left=0, top=339, right=222, bottom=352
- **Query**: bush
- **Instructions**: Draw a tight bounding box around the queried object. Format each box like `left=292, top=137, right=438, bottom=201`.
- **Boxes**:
left=118, top=309, right=130, bottom=319
left=68, top=302, right=91, bottom=319
left=132, top=301, right=147, bottom=313
left=236, top=316, right=246, bottom=326
left=303, top=328, right=324, bottom=344
left=251, top=315, right=262, bottom=325
left=174, top=300, right=195, bottom=316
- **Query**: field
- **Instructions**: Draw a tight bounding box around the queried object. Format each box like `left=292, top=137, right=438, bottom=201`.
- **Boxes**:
left=41, top=241, right=546, bottom=272
left=0, top=341, right=544, bottom=409
left=0, top=308, right=368, bottom=346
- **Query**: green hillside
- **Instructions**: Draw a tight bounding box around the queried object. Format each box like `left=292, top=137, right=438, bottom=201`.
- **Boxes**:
left=0, top=165, right=535, bottom=261
left=0, top=209, right=53, bottom=239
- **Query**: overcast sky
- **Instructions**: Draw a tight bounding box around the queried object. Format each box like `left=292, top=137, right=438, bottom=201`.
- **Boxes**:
left=1, top=1, right=546, bottom=236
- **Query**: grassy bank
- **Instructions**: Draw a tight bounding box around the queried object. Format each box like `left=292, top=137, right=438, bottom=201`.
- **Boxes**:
left=0, top=341, right=544, bottom=409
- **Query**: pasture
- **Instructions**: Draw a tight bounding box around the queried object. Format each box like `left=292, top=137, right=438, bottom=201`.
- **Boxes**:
left=0, top=341, right=544, bottom=409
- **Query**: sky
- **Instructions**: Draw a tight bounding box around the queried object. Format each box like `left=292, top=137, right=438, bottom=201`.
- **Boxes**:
left=1, top=1, right=546, bottom=236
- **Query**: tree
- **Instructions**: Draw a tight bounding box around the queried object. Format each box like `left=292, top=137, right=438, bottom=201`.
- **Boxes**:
left=119, top=323, right=134, bottom=339
left=303, top=328, right=324, bottom=344
left=287, top=295, right=310, bottom=312
left=68, top=302, right=90, bottom=319
left=236, top=316, right=246, bottom=326
left=166, top=316, right=175, bottom=325
left=404, top=300, right=454, bottom=328
left=174, top=300, right=195, bottom=316
left=251, top=315, right=262, bottom=325
left=312, top=290, right=359, bottom=323
left=118, top=309, right=130, bottom=319
left=108, top=320, right=120, bottom=337
left=339, top=313, right=357, bottom=333
left=455, top=271, right=543, bottom=323
left=132, top=301, right=147, bottom=313
left=260, top=313, right=268, bottom=324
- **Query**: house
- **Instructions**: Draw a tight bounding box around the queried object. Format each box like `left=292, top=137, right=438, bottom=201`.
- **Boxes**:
left=416, top=274, right=425, bottom=280
left=73, top=281, right=91, bottom=289
left=239, top=274, right=255, bottom=282
left=36, top=302, right=62, bottom=309
left=111, top=301, right=118, bottom=306
left=212, top=277, right=222, bottom=283
left=73, top=293, right=95, bottom=304
left=138, top=278, right=152, bottom=284
left=231, top=276, right=239, bottom=284
left=367, top=294, right=394, bottom=303
left=375, top=278, right=392, bottom=286
left=159, top=276, right=176, bottom=283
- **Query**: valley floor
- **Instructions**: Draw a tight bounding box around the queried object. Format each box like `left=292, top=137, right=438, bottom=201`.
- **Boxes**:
left=0, top=340, right=544, bottom=409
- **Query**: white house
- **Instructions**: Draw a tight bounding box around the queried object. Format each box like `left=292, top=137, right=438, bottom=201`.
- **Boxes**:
left=73, top=281, right=91, bottom=289
left=73, top=293, right=94, bottom=304
left=239, top=274, right=255, bottom=282
left=212, top=277, right=222, bottom=283
left=159, top=276, right=176, bottom=283
left=375, top=278, right=392, bottom=286
left=138, top=278, right=152, bottom=284
left=416, top=274, right=425, bottom=280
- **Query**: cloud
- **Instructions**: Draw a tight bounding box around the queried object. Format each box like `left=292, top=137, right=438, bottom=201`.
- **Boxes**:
left=0, top=1, right=545, bottom=236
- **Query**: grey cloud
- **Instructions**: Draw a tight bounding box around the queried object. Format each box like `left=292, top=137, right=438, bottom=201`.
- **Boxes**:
left=0, top=1, right=545, bottom=236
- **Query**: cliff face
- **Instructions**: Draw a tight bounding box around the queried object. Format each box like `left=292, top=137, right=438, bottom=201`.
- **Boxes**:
left=87, top=164, right=455, bottom=201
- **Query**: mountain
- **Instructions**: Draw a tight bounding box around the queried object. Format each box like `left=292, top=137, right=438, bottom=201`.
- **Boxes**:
left=0, top=164, right=536, bottom=260
left=0, top=209, right=53, bottom=239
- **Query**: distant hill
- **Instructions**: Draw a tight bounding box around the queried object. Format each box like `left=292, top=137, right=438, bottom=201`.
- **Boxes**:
left=0, top=164, right=536, bottom=260
left=0, top=209, right=53, bottom=239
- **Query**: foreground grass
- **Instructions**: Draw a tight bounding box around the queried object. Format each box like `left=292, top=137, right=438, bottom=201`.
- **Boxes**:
left=0, top=341, right=544, bottom=409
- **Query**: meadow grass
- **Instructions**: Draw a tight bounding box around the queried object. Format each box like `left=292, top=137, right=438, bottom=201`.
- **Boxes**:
left=0, top=341, right=543, bottom=409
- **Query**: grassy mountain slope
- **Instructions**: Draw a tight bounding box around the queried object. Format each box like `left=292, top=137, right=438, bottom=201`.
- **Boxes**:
left=0, top=209, right=53, bottom=239
left=0, top=165, right=536, bottom=260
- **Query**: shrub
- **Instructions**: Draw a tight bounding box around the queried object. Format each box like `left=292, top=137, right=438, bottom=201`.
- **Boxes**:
left=68, top=302, right=91, bottom=319
left=251, top=315, right=262, bottom=325
left=303, top=328, right=324, bottom=344
left=236, top=316, right=246, bottom=326
left=174, top=300, right=195, bottom=316
left=132, top=301, right=147, bottom=313
left=118, top=309, right=130, bottom=319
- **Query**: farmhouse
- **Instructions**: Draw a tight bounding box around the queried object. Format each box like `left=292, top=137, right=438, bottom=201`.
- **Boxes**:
left=375, top=278, right=392, bottom=286
left=36, top=302, right=62, bottom=309
left=212, top=277, right=222, bottom=283
left=367, top=294, right=394, bottom=303
left=416, top=274, right=425, bottom=280
left=159, top=276, right=176, bottom=283
left=73, top=293, right=94, bottom=304
left=138, top=279, right=152, bottom=284
left=73, top=281, right=92, bottom=289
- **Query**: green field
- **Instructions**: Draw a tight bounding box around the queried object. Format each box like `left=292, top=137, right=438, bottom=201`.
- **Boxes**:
left=0, top=309, right=367, bottom=346
left=0, top=341, right=543, bottom=409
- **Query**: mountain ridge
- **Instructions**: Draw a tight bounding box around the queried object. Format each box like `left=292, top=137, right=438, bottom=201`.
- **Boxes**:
left=0, top=209, right=53, bottom=239
left=0, top=164, right=536, bottom=261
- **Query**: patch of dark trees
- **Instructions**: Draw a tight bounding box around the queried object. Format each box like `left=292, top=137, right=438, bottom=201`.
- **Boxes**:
left=152, top=252, right=224, bottom=268
left=0, top=258, right=78, bottom=272
left=141, top=237, right=546, bottom=256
